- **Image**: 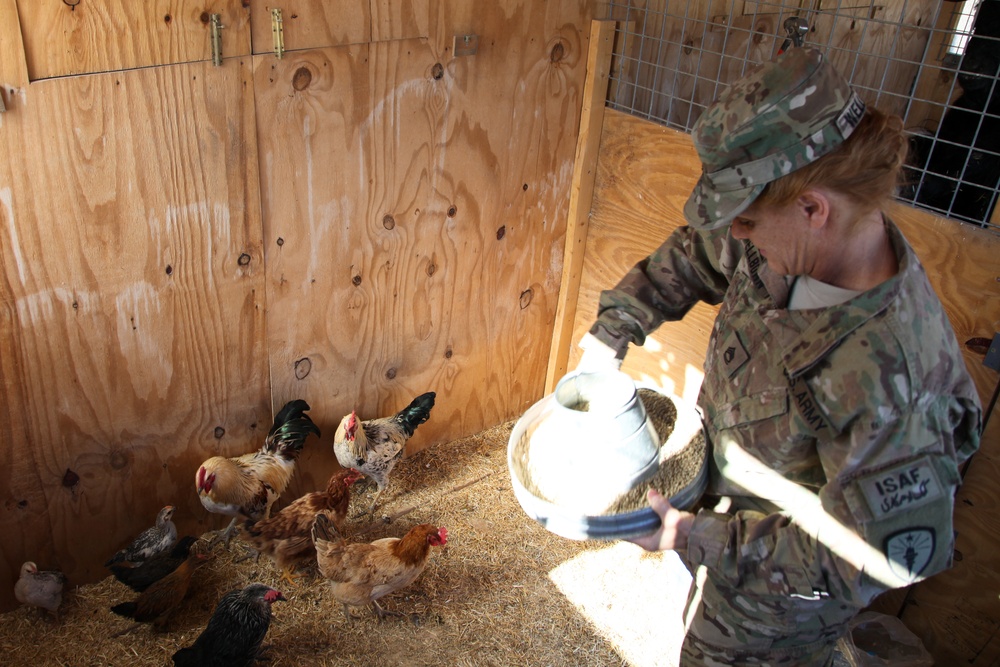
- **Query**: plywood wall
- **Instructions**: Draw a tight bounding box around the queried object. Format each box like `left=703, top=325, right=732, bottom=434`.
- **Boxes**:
left=0, top=57, right=270, bottom=609
left=569, top=107, right=1000, bottom=665
left=0, top=0, right=596, bottom=611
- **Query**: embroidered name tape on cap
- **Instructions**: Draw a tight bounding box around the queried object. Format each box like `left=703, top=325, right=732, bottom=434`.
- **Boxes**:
left=858, top=458, right=942, bottom=520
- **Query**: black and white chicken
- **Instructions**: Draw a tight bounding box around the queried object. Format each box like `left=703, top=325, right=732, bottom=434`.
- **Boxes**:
left=333, top=392, right=436, bottom=514
left=104, top=505, right=178, bottom=567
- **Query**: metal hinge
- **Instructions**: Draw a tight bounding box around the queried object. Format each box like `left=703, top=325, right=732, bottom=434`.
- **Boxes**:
left=453, top=34, right=479, bottom=57
left=272, top=8, right=285, bottom=60
left=210, top=14, right=223, bottom=66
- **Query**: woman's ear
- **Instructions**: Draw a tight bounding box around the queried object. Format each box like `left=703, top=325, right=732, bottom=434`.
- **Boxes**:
left=798, top=188, right=831, bottom=229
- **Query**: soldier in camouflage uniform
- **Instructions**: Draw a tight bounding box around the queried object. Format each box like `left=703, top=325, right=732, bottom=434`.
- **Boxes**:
left=579, top=48, right=982, bottom=665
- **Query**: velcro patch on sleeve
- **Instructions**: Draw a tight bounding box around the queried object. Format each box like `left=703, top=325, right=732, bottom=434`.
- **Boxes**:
left=719, top=330, right=749, bottom=378
left=857, top=458, right=943, bottom=520
left=884, top=527, right=936, bottom=582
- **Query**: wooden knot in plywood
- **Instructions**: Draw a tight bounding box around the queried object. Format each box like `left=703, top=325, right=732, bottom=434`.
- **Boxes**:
left=519, top=288, right=533, bottom=309
left=62, top=469, right=80, bottom=488
left=109, top=449, right=130, bottom=471
left=293, top=67, right=312, bottom=91
left=294, top=357, right=312, bottom=380
left=550, top=42, right=565, bottom=63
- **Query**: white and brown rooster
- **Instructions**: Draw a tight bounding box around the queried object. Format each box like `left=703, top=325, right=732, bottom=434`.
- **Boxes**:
left=196, top=399, right=321, bottom=547
left=333, top=391, right=435, bottom=515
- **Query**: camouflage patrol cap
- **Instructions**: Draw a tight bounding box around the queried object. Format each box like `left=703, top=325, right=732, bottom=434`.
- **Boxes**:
left=684, top=47, right=867, bottom=229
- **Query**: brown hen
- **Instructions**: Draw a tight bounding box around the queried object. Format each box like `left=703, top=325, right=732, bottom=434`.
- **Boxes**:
left=311, top=513, right=447, bottom=622
left=240, top=467, right=364, bottom=585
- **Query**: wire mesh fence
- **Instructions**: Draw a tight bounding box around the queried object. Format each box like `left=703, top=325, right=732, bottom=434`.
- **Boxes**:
left=603, top=0, right=1000, bottom=231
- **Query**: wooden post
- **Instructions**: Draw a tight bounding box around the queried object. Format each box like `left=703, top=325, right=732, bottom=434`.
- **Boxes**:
left=0, top=0, right=29, bottom=88
left=545, top=19, right=616, bottom=394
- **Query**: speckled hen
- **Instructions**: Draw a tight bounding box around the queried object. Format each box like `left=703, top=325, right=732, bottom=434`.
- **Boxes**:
left=104, top=504, right=178, bottom=567
left=14, top=561, right=67, bottom=621
left=333, top=391, right=436, bottom=514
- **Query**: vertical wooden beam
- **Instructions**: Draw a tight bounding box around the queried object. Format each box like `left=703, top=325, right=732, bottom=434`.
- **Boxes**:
left=545, top=19, right=616, bottom=394
left=0, top=0, right=29, bottom=89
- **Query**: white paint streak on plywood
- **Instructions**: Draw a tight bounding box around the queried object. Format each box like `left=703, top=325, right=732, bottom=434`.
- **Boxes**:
left=115, top=280, right=171, bottom=399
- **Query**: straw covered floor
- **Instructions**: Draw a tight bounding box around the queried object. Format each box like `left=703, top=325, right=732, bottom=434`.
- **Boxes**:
left=1, top=420, right=695, bottom=667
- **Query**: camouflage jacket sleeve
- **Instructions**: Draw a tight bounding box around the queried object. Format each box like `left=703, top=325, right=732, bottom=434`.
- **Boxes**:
left=685, top=391, right=981, bottom=607
left=682, top=221, right=982, bottom=608
left=587, top=225, right=744, bottom=358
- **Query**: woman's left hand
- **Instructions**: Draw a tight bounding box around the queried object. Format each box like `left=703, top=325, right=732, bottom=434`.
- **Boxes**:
left=627, top=488, right=696, bottom=552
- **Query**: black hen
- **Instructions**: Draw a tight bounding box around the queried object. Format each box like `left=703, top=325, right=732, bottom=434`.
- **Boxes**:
left=108, top=536, right=199, bottom=592
left=172, top=583, right=285, bottom=667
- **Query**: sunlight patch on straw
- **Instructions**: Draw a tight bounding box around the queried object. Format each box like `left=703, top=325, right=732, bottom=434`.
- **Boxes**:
left=549, top=543, right=693, bottom=667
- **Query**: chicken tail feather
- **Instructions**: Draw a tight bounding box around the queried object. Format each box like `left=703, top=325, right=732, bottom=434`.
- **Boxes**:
left=264, top=399, right=321, bottom=460
left=394, top=392, right=436, bottom=437
left=311, top=513, right=344, bottom=546
left=111, top=601, right=137, bottom=619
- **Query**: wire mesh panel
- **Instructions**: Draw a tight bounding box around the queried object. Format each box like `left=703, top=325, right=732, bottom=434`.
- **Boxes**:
left=604, top=0, right=1000, bottom=231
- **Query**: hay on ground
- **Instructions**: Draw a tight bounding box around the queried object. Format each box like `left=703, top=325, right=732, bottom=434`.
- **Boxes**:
left=0, top=421, right=694, bottom=667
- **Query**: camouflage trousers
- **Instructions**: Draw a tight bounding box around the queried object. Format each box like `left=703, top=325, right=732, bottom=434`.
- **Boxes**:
left=678, top=565, right=858, bottom=666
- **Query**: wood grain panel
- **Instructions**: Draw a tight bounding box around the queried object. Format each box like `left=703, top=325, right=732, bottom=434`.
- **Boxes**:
left=0, top=0, right=28, bottom=89
left=255, top=1, right=594, bottom=499
left=575, top=108, right=1000, bottom=664
left=17, top=0, right=252, bottom=80
left=0, top=58, right=268, bottom=610
left=248, top=0, right=433, bottom=53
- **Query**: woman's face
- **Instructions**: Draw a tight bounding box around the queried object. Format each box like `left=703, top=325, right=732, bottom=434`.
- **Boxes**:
left=730, top=197, right=818, bottom=277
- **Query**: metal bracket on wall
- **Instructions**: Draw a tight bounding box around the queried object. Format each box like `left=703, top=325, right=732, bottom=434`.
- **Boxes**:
left=210, top=14, right=223, bottom=66
left=453, top=34, right=479, bottom=57
left=272, top=9, right=285, bottom=60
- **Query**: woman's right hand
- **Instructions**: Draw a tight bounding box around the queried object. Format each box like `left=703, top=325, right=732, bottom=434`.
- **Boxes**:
left=576, top=332, right=624, bottom=371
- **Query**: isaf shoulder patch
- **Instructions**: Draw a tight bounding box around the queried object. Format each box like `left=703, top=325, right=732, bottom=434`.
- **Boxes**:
left=858, top=458, right=943, bottom=520
left=884, top=527, right=936, bottom=582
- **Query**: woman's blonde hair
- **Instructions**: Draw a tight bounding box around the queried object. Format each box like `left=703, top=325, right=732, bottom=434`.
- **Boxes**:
left=755, top=107, right=909, bottom=214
